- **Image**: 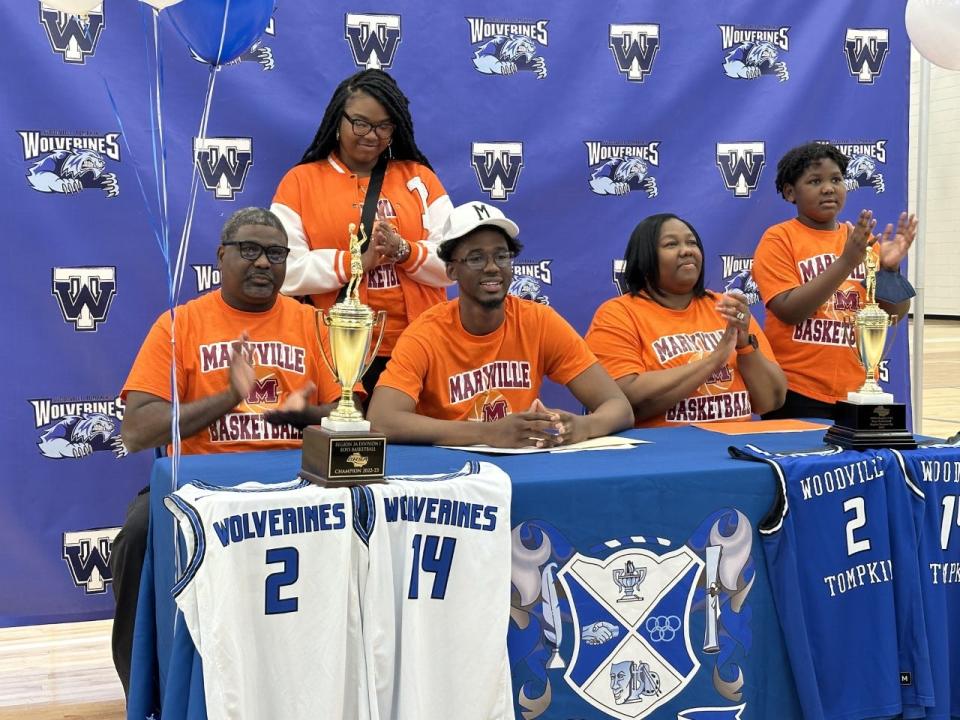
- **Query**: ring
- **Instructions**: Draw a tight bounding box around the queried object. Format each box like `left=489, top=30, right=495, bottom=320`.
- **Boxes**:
left=736, top=311, right=745, bottom=321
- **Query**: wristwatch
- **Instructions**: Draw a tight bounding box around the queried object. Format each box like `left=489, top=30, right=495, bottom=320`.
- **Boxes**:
left=395, top=237, right=411, bottom=263
left=736, top=333, right=759, bottom=355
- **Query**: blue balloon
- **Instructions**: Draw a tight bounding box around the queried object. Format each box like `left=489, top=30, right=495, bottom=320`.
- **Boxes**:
left=167, top=0, right=275, bottom=66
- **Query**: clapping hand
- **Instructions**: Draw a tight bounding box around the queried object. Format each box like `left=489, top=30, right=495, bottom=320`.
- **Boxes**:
left=873, top=211, right=917, bottom=271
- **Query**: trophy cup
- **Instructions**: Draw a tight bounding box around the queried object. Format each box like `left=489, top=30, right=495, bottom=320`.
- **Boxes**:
left=300, top=223, right=388, bottom=485
left=612, top=560, right=646, bottom=603
left=824, top=247, right=916, bottom=450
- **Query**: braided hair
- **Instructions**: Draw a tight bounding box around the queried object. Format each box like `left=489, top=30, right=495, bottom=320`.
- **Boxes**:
left=299, top=69, right=433, bottom=169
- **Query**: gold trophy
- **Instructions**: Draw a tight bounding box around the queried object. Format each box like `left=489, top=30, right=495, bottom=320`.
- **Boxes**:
left=824, top=246, right=916, bottom=449
left=300, top=223, right=388, bottom=485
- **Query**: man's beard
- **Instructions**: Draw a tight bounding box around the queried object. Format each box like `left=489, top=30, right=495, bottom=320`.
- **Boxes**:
left=478, top=296, right=505, bottom=310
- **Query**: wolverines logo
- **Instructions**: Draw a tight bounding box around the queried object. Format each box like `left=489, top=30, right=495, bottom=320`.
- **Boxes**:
left=19, top=130, right=120, bottom=197
left=609, top=24, right=660, bottom=82
left=467, top=17, right=548, bottom=79
left=586, top=141, right=660, bottom=198
left=719, top=256, right=760, bottom=306
left=63, top=527, right=120, bottom=594
left=39, top=2, right=104, bottom=65
left=826, top=140, right=887, bottom=194
left=845, top=29, right=889, bottom=84
left=472, top=142, right=524, bottom=201
left=191, top=16, right=275, bottom=69
left=29, top=395, right=126, bottom=460
left=510, top=259, right=553, bottom=305
left=345, top=13, right=401, bottom=70
left=194, top=137, right=253, bottom=200
left=716, top=142, right=765, bottom=198
left=192, top=264, right=222, bottom=293
left=52, top=266, right=116, bottom=331
left=719, top=25, right=790, bottom=82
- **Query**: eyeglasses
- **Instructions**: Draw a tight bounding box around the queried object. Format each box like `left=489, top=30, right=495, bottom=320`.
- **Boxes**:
left=222, top=241, right=290, bottom=265
left=342, top=113, right=396, bottom=139
left=450, top=250, right=517, bottom=271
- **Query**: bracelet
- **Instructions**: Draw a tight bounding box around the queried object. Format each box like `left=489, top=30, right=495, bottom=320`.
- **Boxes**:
left=395, top=237, right=411, bottom=263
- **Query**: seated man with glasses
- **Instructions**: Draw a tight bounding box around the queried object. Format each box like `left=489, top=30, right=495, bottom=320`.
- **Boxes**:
left=110, top=207, right=346, bottom=699
left=367, top=202, right=633, bottom=448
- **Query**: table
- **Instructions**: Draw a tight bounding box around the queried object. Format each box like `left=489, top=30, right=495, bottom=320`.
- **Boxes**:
left=132, top=426, right=829, bottom=720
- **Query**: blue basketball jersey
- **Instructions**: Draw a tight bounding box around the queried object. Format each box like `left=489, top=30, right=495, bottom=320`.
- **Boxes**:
left=891, top=446, right=960, bottom=720
left=730, top=444, right=932, bottom=720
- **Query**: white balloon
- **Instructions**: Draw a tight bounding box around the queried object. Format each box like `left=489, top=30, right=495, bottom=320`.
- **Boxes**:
left=906, top=0, right=960, bottom=70
left=40, top=0, right=103, bottom=15
left=139, top=0, right=184, bottom=8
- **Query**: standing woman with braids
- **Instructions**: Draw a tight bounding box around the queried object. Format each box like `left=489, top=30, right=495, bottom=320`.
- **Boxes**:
left=271, top=69, right=454, bottom=394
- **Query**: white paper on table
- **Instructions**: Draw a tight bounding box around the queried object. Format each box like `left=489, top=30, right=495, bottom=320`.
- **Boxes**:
left=436, top=436, right=649, bottom=455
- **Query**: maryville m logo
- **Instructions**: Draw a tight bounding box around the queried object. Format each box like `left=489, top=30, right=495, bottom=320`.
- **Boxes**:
left=39, top=2, right=104, bottom=64
left=52, top=266, right=116, bottom=331
left=345, top=13, right=401, bottom=70
left=194, top=138, right=253, bottom=200
left=471, top=142, right=524, bottom=201
left=716, top=142, right=765, bottom=198
left=845, top=28, right=889, bottom=84
left=609, top=24, right=660, bottom=82
left=63, top=527, right=120, bottom=594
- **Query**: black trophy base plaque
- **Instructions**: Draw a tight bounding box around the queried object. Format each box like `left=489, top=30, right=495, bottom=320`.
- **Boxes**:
left=300, top=425, right=386, bottom=486
left=823, top=400, right=917, bottom=450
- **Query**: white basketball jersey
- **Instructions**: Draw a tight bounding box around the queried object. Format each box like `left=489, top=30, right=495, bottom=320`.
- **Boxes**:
left=165, top=479, right=373, bottom=720
left=360, top=461, right=514, bottom=720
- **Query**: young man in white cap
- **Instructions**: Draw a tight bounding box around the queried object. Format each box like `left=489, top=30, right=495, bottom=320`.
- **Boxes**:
left=367, top=201, right=632, bottom=447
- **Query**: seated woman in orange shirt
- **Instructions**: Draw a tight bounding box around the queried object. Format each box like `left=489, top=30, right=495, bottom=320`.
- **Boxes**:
left=586, top=213, right=786, bottom=427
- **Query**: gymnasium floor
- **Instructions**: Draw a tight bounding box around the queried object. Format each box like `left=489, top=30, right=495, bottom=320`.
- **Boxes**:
left=2, top=319, right=957, bottom=720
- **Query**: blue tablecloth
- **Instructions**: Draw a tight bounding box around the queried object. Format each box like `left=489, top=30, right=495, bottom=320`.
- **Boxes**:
left=133, top=426, right=832, bottom=719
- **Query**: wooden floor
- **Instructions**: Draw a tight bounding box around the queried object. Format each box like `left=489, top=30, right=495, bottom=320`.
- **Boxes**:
left=2, top=319, right=958, bottom=719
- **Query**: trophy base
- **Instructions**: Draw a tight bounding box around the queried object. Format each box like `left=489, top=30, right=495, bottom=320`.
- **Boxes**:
left=823, top=400, right=917, bottom=450
left=321, top=416, right=371, bottom=432
left=300, top=425, right=386, bottom=487
left=846, top=390, right=895, bottom=405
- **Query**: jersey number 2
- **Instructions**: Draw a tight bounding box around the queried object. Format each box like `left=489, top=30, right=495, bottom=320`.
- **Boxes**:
left=265, top=547, right=299, bottom=615
left=843, top=497, right=872, bottom=556
left=409, top=534, right=457, bottom=600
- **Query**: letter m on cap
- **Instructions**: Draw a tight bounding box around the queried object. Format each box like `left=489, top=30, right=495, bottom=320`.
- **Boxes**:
left=716, top=142, right=765, bottom=198
left=471, top=142, right=524, bottom=201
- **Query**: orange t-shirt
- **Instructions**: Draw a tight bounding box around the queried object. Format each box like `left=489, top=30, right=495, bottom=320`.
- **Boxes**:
left=377, top=295, right=598, bottom=421
left=753, top=218, right=876, bottom=403
left=271, top=155, right=453, bottom=355
left=585, top=292, right=776, bottom=428
left=121, top=291, right=343, bottom=455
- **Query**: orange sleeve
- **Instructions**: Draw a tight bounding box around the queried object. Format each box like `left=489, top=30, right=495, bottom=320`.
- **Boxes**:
left=752, top=225, right=801, bottom=307
left=374, top=326, right=431, bottom=404
left=272, top=165, right=303, bottom=212
left=539, top=307, right=598, bottom=385
left=585, top=299, right=646, bottom=380
left=121, top=312, right=185, bottom=402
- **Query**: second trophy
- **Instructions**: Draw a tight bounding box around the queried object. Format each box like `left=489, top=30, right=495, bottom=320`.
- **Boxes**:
left=300, top=223, right=388, bottom=485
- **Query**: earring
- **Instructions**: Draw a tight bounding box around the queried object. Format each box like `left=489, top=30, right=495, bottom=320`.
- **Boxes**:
left=336, top=129, right=340, bottom=141
left=387, top=141, right=393, bottom=160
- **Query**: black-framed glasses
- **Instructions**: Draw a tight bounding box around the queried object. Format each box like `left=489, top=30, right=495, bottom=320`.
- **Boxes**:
left=222, top=241, right=290, bottom=265
left=341, top=112, right=396, bottom=139
left=450, top=250, right=517, bottom=271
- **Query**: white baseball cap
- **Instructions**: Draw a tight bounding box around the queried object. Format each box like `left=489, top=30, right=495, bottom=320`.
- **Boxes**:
left=440, top=201, right=520, bottom=247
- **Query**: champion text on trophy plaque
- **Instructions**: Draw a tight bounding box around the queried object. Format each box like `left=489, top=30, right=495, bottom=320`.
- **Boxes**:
left=300, top=223, right=388, bottom=486
left=824, top=247, right=916, bottom=450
